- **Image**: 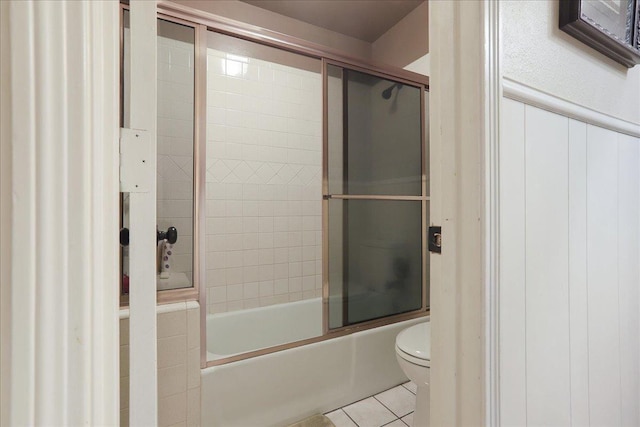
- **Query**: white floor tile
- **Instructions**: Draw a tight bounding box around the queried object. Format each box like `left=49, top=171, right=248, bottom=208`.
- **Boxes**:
left=402, top=381, right=417, bottom=395
left=375, top=385, right=416, bottom=418
left=401, top=412, right=413, bottom=427
left=382, top=420, right=406, bottom=427
left=325, top=409, right=357, bottom=427
left=343, top=397, right=396, bottom=427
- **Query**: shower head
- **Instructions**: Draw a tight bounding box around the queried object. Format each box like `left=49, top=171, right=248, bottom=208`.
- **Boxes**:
left=382, top=82, right=403, bottom=99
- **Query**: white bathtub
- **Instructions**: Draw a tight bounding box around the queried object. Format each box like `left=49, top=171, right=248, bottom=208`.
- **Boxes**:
left=201, top=298, right=427, bottom=426
left=206, top=298, right=322, bottom=359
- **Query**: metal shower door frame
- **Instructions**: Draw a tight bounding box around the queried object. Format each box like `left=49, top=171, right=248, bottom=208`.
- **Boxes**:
left=141, top=0, right=432, bottom=369
left=320, top=58, right=429, bottom=334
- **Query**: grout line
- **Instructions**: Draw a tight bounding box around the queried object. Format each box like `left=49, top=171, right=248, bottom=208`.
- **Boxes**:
left=328, top=383, right=415, bottom=426
left=401, top=382, right=416, bottom=395
left=340, top=409, right=359, bottom=427
left=158, top=388, right=189, bottom=401
left=373, top=394, right=409, bottom=419
left=373, top=394, right=394, bottom=413
left=340, top=393, right=382, bottom=410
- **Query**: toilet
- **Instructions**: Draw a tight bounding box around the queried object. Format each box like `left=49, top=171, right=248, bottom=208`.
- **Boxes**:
left=395, top=321, right=430, bottom=427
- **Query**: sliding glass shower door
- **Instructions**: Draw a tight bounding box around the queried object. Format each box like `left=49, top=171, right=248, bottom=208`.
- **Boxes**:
left=325, top=63, right=428, bottom=329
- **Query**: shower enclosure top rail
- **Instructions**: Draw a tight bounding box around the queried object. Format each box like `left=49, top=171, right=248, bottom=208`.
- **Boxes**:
left=156, top=0, right=429, bottom=89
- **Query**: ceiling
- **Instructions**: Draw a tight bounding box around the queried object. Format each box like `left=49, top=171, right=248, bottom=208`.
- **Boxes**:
left=240, top=0, right=425, bottom=42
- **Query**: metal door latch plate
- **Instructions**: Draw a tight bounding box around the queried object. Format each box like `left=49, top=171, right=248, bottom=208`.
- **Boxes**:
left=428, top=226, right=442, bottom=253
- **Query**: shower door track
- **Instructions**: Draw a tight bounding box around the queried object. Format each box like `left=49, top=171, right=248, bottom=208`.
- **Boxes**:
left=156, top=1, right=429, bottom=88
left=122, top=1, right=431, bottom=368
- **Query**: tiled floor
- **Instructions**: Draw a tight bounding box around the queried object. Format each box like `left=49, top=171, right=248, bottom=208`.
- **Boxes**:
left=325, top=382, right=416, bottom=427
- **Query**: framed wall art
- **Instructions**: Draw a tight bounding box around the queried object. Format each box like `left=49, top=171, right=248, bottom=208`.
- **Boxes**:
left=560, top=0, right=640, bottom=67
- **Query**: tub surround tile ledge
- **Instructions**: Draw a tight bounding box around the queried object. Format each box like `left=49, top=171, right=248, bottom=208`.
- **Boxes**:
left=119, top=300, right=199, bottom=319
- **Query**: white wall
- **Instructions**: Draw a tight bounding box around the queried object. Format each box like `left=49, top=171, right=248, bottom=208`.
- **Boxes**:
left=502, top=0, right=640, bottom=125
left=499, top=2, right=640, bottom=425
left=371, top=1, right=429, bottom=69
left=499, top=98, right=640, bottom=426
left=404, top=54, right=430, bottom=77
left=173, top=0, right=372, bottom=60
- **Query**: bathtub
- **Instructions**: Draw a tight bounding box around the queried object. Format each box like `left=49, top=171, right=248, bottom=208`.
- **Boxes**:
left=206, top=298, right=323, bottom=359
left=201, top=298, right=427, bottom=426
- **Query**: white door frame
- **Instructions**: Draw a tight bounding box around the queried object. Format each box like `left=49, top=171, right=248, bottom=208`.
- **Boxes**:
left=483, top=1, right=502, bottom=424
left=428, top=1, right=501, bottom=425
left=126, top=1, right=159, bottom=425
left=0, top=1, right=120, bottom=424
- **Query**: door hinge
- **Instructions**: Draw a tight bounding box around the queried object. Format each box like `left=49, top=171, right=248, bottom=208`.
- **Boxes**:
left=428, top=226, right=442, bottom=253
left=120, top=128, right=151, bottom=193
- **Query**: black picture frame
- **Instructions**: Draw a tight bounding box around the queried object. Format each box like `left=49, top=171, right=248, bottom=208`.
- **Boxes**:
left=560, top=0, right=640, bottom=68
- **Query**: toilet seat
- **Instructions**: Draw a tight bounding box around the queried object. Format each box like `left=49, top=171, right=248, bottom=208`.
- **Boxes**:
left=395, top=322, right=430, bottom=368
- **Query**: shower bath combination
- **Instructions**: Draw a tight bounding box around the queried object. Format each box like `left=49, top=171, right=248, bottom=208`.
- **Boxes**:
left=200, top=53, right=429, bottom=424
left=120, top=4, right=431, bottom=425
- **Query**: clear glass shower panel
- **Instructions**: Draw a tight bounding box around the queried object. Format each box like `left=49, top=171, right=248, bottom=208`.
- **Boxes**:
left=328, top=200, right=423, bottom=327
left=327, top=64, right=422, bottom=196
left=205, top=31, right=323, bottom=361
left=156, top=19, right=195, bottom=291
left=121, top=12, right=196, bottom=295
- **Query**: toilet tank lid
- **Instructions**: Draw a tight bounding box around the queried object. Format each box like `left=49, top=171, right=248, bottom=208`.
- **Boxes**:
left=396, top=321, right=430, bottom=361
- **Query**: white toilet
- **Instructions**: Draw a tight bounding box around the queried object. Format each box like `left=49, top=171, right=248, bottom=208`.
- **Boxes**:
left=395, top=321, right=430, bottom=427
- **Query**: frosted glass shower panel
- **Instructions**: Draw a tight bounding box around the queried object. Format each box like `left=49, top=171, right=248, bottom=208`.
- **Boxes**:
left=326, top=62, right=427, bottom=328
left=327, top=65, right=422, bottom=196
left=328, top=200, right=423, bottom=327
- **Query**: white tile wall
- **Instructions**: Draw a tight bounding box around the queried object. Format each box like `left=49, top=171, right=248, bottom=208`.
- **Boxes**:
left=205, top=48, right=322, bottom=314
left=120, top=302, right=201, bottom=427
left=499, top=98, right=640, bottom=426
left=156, top=27, right=195, bottom=285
